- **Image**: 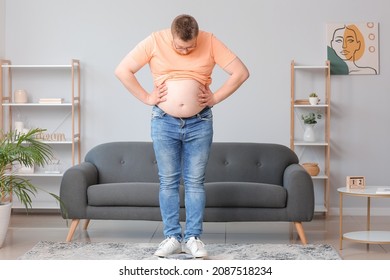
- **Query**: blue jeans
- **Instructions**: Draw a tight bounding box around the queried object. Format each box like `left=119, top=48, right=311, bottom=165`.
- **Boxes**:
left=151, top=106, right=213, bottom=242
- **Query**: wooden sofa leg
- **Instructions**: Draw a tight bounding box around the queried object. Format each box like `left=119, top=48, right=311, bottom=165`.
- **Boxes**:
left=66, top=219, right=80, bottom=242
left=294, top=222, right=308, bottom=245
left=83, top=219, right=90, bottom=230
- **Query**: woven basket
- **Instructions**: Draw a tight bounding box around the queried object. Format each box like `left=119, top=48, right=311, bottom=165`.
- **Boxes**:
left=302, top=162, right=320, bottom=176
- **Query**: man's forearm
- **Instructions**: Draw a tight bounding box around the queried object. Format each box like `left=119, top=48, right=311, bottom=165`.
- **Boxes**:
left=212, top=58, right=250, bottom=105
left=115, top=68, right=150, bottom=104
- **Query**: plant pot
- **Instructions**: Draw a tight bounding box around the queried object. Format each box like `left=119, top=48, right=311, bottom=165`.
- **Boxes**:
left=302, top=163, right=320, bottom=176
left=309, top=97, right=319, bottom=105
left=0, top=202, right=12, bottom=248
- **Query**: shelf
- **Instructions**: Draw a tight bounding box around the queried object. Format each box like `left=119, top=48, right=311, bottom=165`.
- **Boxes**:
left=1, top=64, right=72, bottom=68
left=311, top=175, right=328, bottom=180
left=41, top=140, right=79, bottom=144
left=294, top=65, right=329, bottom=69
left=14, top=139, right=78, bottom=145
left=343, top=231, right=390, bottom=244
left=1, top=59, right=81, bottom=210
left=294, top=104, right=328, bottom=108
left=2, top=103, right=73, bottom=107
left=291, top=60, right=330, bottom=214
left=11, top=173, right=63, bottom=177
left=294, top=141, right=328, bottom=146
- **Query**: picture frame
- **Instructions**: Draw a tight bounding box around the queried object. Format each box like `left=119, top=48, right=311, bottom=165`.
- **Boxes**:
left=327, top=22, right=379, bottom=75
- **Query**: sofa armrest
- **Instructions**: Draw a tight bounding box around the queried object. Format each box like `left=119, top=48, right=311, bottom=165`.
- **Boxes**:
left=283, top=163, right=314, bottom=221
left=60, top=162, right=98, bottom=219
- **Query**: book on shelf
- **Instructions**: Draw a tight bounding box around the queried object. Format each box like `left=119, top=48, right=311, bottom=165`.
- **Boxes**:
left=44, top=170, right=61, bottom=174
left=38, top=98, right=64, bottom=104
left=375, top=187, right=390, bottom=194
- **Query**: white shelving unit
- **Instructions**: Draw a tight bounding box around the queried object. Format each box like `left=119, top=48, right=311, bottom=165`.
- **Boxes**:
left=0, top=59, right=81, bottom=209
left=290, top=60, right=330, bottom=214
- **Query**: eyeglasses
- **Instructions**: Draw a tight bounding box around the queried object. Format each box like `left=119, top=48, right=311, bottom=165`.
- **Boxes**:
left=173, top=41, right=197, bottom=52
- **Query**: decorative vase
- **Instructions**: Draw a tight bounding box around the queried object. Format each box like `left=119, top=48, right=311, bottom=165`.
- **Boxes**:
left=303, top=124, right=316, bottom=142
left=14, top=89, right=28, bottom=103
left=0, top=202, right=12, bottom=248
left=302, top=163, right=320, bottom=176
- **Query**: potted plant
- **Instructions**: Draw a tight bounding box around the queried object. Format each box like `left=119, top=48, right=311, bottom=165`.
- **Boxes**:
left=309, top=92, right=320, bottom=105
left=301, top=112, right=322, bottom=124
left=301, top=112, right=322, bottom=141
left=0, top=128, right=61, bottom=248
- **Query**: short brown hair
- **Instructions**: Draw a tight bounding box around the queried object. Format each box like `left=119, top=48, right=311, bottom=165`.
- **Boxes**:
left=171, top=14, right=199, bottom=41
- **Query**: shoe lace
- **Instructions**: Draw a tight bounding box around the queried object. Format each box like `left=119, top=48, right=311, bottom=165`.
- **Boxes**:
left=189, top=238, right=205, bottom=250
left=159, top=237, right=177, bottom=249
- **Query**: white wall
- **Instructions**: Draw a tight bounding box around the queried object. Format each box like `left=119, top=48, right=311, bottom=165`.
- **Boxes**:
left=4, top=0, right=390, bottom=215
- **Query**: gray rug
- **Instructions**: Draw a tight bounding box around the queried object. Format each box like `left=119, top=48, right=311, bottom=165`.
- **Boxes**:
left=19, top=241, right=341, bottom=260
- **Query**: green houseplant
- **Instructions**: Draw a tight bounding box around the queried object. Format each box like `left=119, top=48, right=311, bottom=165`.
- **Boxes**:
left=301, top=112, right=322, bottom=124
left=0, top=128, right=62, bottom=247
left=0, top=128, right=59, bottom=207
left=309, top=92, right=319, bottom=105
left=301, top=112, right=322, bottom=142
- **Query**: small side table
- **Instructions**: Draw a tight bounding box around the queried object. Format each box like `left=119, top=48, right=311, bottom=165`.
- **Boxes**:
left=338, top=186, right=390, bottom=250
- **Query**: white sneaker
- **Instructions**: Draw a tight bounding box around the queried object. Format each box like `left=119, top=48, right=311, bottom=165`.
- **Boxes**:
left=185, top=237, right=208, bottom=258
left=154, top=237, right=182, bottom=257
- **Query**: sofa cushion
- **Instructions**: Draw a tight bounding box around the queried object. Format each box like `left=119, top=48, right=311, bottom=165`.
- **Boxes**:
left=205, top=143, right=298, bottom=186
left=204, top=182, right=287, bottom=208
left=87, top=183, right=161, bottom=207
left=85, top=142, right=159, bottom=184
left=87, top=182, right=286, bottom=208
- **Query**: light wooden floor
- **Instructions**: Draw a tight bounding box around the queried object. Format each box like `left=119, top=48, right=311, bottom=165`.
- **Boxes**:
left=1, top=212, right=390, bottom=260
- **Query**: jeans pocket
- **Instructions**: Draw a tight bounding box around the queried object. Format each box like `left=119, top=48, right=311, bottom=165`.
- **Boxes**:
left=151, top=106, right=165, bottom=120
left=198, top=108, right=213, bottom=121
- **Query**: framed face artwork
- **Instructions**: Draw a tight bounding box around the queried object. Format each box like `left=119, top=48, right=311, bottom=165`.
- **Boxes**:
left=327, top=22, right=379, bottom=75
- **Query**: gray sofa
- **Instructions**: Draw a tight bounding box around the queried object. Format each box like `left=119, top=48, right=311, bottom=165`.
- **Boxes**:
left=60, top=142, right=314, bottom=244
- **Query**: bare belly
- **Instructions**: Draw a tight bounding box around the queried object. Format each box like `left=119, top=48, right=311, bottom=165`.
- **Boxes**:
left=158, top=79, right=205, bottom=118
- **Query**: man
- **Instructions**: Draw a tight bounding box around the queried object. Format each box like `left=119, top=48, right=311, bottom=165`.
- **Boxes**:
left=115, top=14, right=249, bottom=258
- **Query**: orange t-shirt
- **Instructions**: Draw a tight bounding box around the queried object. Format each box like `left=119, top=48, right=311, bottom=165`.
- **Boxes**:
left=129, top=29, right=237, bottom=86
